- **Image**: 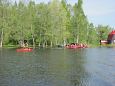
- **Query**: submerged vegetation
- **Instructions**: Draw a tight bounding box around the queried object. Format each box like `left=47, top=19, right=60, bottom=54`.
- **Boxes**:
left=0, top=0, right=113, bottom=48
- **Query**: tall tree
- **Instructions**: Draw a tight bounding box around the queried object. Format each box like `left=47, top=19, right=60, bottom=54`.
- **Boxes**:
left=0, top=0, right=113, bottom=47
left=27, top=1, right=36, bottom=48
left=34, top=3, right=50, bottom=47
left=61, top=0, right=71, bottom=45
left=0, top=0, right=10, bottom=47
left=71, top=0, right=88, bottom=43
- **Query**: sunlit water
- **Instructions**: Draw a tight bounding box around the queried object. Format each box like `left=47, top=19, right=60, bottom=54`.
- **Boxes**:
left=0, top=47, right=115, bottom=86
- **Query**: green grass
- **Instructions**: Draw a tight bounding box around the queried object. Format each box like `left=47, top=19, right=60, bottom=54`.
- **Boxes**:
left=2, top=45, right=34, bottom=48
left=3, top=45, right=18, bottom=48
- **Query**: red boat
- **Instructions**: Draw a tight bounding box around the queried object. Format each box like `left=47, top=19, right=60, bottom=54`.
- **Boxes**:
left=16, top=48, right=33, bottom=52
left=65, top=43, right=88, bottom=49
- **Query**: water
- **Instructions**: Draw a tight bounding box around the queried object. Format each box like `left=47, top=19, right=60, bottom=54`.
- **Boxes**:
left=0, top=48, right=115, bottom=86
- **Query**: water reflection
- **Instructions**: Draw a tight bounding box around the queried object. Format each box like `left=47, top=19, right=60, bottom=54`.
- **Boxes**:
left=0, top=48, right=115, bottom=86
left=62, top=49, right=86, bottom=86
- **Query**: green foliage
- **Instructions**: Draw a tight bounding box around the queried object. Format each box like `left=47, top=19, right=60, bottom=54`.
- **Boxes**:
left=0, top=0, right=113, bottom=47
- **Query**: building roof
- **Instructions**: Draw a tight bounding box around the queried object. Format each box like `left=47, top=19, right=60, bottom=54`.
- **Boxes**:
left=108, top=30, right=115, bottom=40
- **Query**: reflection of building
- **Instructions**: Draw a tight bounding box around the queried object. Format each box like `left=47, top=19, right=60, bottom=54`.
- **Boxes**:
left=107, top=30, right=115, bottom=44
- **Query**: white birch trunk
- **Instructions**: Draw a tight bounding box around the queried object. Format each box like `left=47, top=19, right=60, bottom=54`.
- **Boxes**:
left=0, top=28, right=3, bottom=48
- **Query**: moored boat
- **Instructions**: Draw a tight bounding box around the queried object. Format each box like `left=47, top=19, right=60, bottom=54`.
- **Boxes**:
left=16, top=48, right=33, bottom=52
left=65, top=43, right=88, bottom=49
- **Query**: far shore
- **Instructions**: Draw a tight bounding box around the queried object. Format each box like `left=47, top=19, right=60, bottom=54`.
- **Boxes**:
left=0, top=44, right=115, bottom=49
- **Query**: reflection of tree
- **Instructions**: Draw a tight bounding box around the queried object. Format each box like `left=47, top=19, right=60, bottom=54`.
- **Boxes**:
left=0, top=48, right=91, bottom=86
left=65, top=49, right=88, bottom=86
left=45, top=49, right=89, bottom=86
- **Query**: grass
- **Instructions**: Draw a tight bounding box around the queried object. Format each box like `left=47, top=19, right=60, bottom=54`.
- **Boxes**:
left=3, top=45, right=18, bottom=48
left=2, top=45, right=34, bottom=48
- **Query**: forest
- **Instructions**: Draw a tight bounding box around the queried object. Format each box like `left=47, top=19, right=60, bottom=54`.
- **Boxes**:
left=0, top=0, right=114, bottom=48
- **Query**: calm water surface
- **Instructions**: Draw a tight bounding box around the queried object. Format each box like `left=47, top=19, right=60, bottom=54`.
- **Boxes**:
left=0, top=48, right=115, bottom=86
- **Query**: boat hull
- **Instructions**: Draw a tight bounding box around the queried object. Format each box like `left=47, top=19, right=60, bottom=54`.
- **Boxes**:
left=16, top=48, right=33, bottom=52
left=65, top=44, right=88, bottom=49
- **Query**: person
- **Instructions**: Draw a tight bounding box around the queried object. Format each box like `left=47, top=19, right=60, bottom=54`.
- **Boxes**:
left=23, top=40, right=28, bottom=48
left=19, top=40, right=25, bottom=48
left=19, top=40, right=28, bottom=48
left=24, top=42, right=28, bottom=48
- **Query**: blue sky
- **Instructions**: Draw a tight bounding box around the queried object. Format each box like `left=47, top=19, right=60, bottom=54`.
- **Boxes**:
left=13, top=0, right=115, bottom=28
left=83, top=0, right=115, bottom=28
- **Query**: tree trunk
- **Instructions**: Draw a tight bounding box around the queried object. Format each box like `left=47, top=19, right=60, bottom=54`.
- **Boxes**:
left=43, top=42, right=45, bottom=48
left=46, top=41, right=48, bottom=47
left=76, top=35, right=79, bottom=43
left=86, top=26, right=89, bottom=44
left=31, top=25, right=35, bottom=48
left=38, top=42, right=40, bottom=47
left=63, top=38, right=66, bottom=46
left=32, top=35, right=35, bottom=48
left=0, top=28, right=3, bottom=48
left=50, top=41, right=53, bottom=47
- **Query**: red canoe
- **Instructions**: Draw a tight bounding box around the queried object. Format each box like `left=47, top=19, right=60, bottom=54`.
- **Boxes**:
left=65, top=44, right=88, bottom=49
left=16, top=48, right=33, bottom=52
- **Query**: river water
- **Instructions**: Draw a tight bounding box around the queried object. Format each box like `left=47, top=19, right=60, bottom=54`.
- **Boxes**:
left=0, top=47, right=115, bottom=86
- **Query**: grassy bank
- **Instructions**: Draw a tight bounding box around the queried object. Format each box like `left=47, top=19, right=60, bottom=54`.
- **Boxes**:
left=3, top=45, right=18, bottom=48
left=2, top=45, right=35, bottom=48
left=2, top=44, right=114, bottom=49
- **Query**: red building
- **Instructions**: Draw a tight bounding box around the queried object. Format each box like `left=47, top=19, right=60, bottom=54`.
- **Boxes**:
left=107, top=30, right=115, bottom=44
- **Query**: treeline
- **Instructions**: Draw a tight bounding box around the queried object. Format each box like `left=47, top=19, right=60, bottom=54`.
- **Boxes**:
left=0, top=0, right=113, bottom=48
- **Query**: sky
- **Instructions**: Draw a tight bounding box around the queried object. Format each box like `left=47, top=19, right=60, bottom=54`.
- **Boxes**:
left=13, top=0, right=115, bottom=28
left=83, top=0, right=115, bottom=28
